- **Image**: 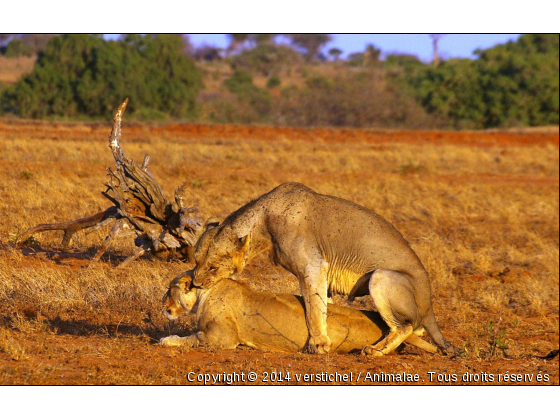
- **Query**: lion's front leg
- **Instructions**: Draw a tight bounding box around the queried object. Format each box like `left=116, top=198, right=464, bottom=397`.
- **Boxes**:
left=300, top=261, right=331, bottom=354
left=159, top=332, right=204, bottom=349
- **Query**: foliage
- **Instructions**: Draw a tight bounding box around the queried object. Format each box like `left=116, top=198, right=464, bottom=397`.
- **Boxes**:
left=0, top=34, right=12, bottom=46
left=1, top=34, right=202, bottom=119
left=328, top=48, right=343, bottom=61
left=4, top=38, right=33, bottom=58
left=230, top=44, right=302, bottom=76
left=347, top=52, right=364, bottom=66
left=410, top=58, right=486, bottom=129
left=276, top=70, right=440, bottom=128
left=177, top=34, right=195, bottom=56
left=287, top=34, right=332, bottom=61
left=0, top=34, right=55, bottom=57
left=383, top=54, right=424, bottom=76
left=363, top=44, right=381, bottom=67
left=223, top=70, right=254, bottom=93
left=227, top=34, right=277, bottom=51
left=217, top=70, right=272, bottom=123
left=2, top=34, right=558, bottom=129
left=266, top=75, right=281, bottom=89
left=194, top=44, right=223, bottom=62
left=483, top=319, right=512, bottom=358
left=408, top=34, right=559, bottom=128
left=476, top=34, right=559, bottom=127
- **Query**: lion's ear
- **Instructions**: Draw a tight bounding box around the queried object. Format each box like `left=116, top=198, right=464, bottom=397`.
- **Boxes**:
left=237, top=234, right=251, bottom=253
left=181, top=273, right=193, bottom=290
left=233, top=234, right=251, bottom=274
left=172, top=270, right=193, bottom=289
left=204, top=217, right=220, bottom=232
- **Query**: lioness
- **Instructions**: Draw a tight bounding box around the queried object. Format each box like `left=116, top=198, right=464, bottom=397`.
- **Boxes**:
left=160, top=273, right=438, bottom=355
left=188, top=182, right=457, bottom=356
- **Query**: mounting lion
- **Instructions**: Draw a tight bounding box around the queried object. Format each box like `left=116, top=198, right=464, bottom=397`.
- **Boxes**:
left=186, top=182, right=458, bottom=356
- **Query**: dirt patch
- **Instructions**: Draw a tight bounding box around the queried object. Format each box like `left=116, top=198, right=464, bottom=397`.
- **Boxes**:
left=1, top=329, right=557, bottom=385
left=1, top=118, right=558, bottom=148
left=1, top=120, right=558, bottom=385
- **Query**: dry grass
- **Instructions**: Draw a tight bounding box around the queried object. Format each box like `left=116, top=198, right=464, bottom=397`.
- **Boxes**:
left=0, top=120, right=558, bottom=384
left=0, top=56, right=36, bottom=85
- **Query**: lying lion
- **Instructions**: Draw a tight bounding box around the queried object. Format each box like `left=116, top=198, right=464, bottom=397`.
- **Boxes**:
left=160, top=273, right=438, bottom=355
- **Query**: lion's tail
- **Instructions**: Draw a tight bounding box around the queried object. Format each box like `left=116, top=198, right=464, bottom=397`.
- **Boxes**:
left=423, top=307, right=459, bottom=356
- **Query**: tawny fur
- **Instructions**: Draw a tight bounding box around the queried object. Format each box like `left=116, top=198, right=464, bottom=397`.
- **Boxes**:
left=160, top=274, right=438, bottom=355
left=187, top=182, right=457, bottom=356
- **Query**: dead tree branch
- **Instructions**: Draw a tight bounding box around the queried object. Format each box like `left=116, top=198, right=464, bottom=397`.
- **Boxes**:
left=16, top=98, right=208, bottom=265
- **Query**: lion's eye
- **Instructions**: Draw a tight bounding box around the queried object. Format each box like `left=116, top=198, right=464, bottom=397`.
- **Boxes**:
left=209, top=266, right=218, bottom=272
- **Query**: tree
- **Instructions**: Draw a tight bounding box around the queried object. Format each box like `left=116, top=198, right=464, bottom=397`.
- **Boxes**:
left=227, top=34, right=250, bottom=55
left=429, top=34, right=445, bottom=65
left=475, top=34, right=559, bottom=126
left=363, top=44, right=381, bottom=67
left=411, top=58, right=485, bottom=128
left=2, top=34, right=202, bottom=119
left=227, top=34, right=277, bottom=56
left=193, top=44, right=223, bottom=62
left=5, top=38, right=33, bottom=57
left=180, top=34, right=195, bottom=56
left=276, top=70, right=437, bottom=128
left=250, top=34, right=277, bottom=45
left=230, top=44, right=302, bottom=76
left=223, top=70, right=272, bottom=119
left=347, top=52, right=364, bottom=66
left=0, top=34, right=15, bottom=47
left=383, top=54, right=424, bottom=75
left=0, top=34, right=56, bottom=56
left=19, top=34, right=56, bottom=53
left=288, top=34, right=332, bottom=61
left=409, top=34, right=559, bottom=127
left=328, top=47, right=342, bottom=62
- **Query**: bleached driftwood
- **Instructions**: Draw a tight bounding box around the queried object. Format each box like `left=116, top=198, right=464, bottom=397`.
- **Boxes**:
left=17, top=99, right=211, bottom=267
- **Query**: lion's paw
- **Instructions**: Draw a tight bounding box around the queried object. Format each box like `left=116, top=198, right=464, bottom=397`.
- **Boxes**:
left=160, top=335, right=182, bottom=347
left=309, top=335, right=332, bottom=354
left=362, top=345, right=385, bottom=357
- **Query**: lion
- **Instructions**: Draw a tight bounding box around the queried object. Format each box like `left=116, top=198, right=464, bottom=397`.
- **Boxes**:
left=183, top=182, right=457, bottom=356
left=159, top=272, right=438, bottom=355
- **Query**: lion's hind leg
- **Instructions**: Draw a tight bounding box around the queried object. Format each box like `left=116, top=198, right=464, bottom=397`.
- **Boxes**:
left=363, top=325, right=414, bottom=356
left=362, top=269, right=418, bottom=357
left=405, top=333, right=439, bottom=354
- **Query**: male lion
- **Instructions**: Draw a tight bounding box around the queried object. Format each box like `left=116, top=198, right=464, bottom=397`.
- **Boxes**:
left=187, top=182, right=457, bottom=356
left=160, top=272, right=438, bottom=355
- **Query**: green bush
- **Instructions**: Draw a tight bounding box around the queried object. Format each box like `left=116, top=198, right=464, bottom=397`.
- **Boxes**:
left=230, top=44, right=302, bottom=77
left=223, top=71, right=272, bottom=122
left=383, top=54, right=424, bottom=77
left=410, top=58, right=486, bottom=129
left=1, top=34, right=202, bottom=119
left=408, top=34, right=559, bottom=128
left=223, top=70, right=254, bottom=93
left=5, top=38, right=34, bottom=58
left=266, top=75, right=281, bottom=89
left=0, top=82, right=8, bottom=98
left=276, top=70, right=440, bottom=128
left=131, top=107, right=169, bottom=122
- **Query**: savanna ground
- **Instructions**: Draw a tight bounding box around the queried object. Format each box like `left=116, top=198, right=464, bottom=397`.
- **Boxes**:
left=0, top=119, right=558, bottom=384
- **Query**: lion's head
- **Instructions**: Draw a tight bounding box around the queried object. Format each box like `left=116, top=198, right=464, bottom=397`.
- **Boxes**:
left=192, top=223, right=251, bottom=287
left=162, top=271, right=198, bottom=321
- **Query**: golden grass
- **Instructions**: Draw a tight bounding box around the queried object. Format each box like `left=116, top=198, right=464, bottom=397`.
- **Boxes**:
left=0, top=56, right=36, bottom=85
left=0, top=120, right=558, bottom=384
